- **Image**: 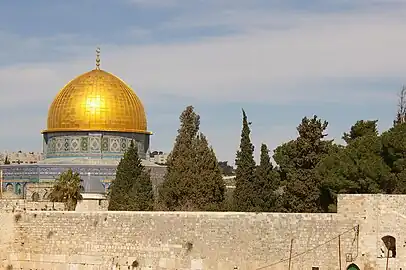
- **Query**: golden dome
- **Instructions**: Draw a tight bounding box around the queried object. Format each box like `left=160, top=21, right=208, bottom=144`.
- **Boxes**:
left=43, top=69, right=150, bottom=134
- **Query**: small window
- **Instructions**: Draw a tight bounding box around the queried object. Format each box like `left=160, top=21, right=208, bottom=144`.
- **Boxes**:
left=312, top=267, right=319, bottom=270
left=381, top=235, right=396, bottom=258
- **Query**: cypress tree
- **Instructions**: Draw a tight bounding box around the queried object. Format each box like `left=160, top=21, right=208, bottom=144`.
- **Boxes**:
left=193, top=133, right=225, bottom=210
left=254, top=143, right=280, bottom=211
left=233, top=109, right=257, bottom=211
left=158, top=106, right=199, bottom=210
left=158, top=105, right=225, bottom=210
left=108, top=141, right=153, bottom=211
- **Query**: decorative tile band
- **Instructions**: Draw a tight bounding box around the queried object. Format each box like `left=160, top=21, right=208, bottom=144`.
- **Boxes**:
left=44, top=133, right=148, bottom=159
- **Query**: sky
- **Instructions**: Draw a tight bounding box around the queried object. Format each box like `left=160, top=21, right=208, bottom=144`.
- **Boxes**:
left=0, top=0, right=406, bottom=165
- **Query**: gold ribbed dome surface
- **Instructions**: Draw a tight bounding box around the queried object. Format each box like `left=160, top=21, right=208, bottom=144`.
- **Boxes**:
left=44, top=69, right=150, bottom=134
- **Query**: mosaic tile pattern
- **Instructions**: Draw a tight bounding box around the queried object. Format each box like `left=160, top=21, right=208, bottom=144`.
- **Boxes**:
left=90, top=137, right=101, bottom=152
left=44, top=133, right=147, bottom=159
left=101, top=137, right=109, bottom=152
left=71, top=138, right=80, bottom=152
left=81, top=137, right=89, bottom=152
left=110, top=138, right=120, bottom=152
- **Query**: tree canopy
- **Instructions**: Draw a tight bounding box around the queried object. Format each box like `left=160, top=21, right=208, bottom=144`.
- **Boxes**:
left=49, top=169, right=83, bottom=211
left=101, top=87, right=406, bottom=214
left=108, top=140, right=154, bottom=211
left=233, top=109, right=257, bottom=211
left=158, top=106, right=225, bottom=211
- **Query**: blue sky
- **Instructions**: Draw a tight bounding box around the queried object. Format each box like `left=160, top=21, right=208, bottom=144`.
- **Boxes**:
left=1, top=0, right=406, bottom=164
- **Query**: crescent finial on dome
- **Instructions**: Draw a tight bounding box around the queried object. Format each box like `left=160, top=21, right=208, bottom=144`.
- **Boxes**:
left=96, top=47, right=101, bottom=70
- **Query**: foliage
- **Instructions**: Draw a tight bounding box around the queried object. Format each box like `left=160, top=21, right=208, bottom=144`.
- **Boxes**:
left=316, top=120, right=406, bottom=212
left=342, top=120, right=378, bottom=144
left=232, top=109, right=257, bottom=211
left=108, top=141, right=154, bottom=211
left=104, top=85, right=406, bottom=213
left=4, top=155, right=10, bottom=164
left=192, top=134, right=226, bottom=210
left=49, top=169, right=83, bottom=211
left=253, top=143, right=281, bottom=212
left=381, top=123, right=406, bottom=193
left=158, top=106, right=225, bottom=211
left=273, top=116, right=333, bottom=213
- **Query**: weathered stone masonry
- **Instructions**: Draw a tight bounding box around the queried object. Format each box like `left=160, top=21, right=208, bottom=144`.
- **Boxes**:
left=1, top=194, right=405, bottom=270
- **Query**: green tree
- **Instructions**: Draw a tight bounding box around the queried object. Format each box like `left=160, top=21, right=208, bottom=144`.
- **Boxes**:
left=3, top=156, right=10, bottom=165
left=192, top=134, right=225, bottom=210
left=318, top=134, right=394, bottom=211
left=49, top=169, right=83, bottom=211
left=233, top=109, right=257, bottom=211
left=273, top=116, right=333, bottom=213
left=342, top=120, right=378, bottom=144
left=254, top=143, right=281, bottom=211
left=381, top=123, right=406, bottom=193
left=158, top=106, right=224, bottom=210
left=317, top=120, right=396, bottom=212
left=108, top=141, right=153, bottom=211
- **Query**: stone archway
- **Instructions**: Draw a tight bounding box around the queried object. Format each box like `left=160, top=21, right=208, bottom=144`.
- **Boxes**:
left=347, top=263, right=360, bottom=270
left=5, top=183, right=13, bottom=193
left=32, top=192, right=40, bottom=202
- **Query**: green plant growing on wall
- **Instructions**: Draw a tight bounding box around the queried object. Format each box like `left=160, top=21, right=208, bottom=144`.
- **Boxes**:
left=131, top=260, right=139, bottom=268
left=14, top=213, right=21, bottom=223
left=48, top=169, right=83, bottom=211
left=108, top=141, right=154, bottom=211
left=184, top=241, right=193, bottom=252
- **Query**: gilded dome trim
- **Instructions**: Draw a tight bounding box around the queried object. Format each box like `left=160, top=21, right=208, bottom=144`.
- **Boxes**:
left=41, top=128, right=152, bottom=134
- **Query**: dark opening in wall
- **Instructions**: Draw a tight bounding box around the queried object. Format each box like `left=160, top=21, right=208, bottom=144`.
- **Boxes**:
left=381, top=235, right=396, bottom=258
left=32, top=192, right=40, bottom=202
left=312, top=267, right=319, bottom=270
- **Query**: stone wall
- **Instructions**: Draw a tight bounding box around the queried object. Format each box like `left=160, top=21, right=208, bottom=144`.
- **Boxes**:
left=25, top=182, right=53, bottom=202
left=0, top=213, right=13, bottom=269
left=2, top=194, right=406, bottom=269
left=3, top=211, right=358, bottom=270
left=337, top=194, right=406, bottom=269
left=0, top=199, right=65, bottom=212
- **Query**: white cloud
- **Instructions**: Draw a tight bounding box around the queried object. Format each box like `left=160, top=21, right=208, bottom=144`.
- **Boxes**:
left=97, top=10, right=406, bottom=103
left=3, top=8, right=406, bottom=106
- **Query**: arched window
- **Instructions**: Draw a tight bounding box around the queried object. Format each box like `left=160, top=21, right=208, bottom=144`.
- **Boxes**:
left=347, top=263, right=360, bottom=270
left=43, top=189, right=49, bottom=200
left=381, top=235, right=396, bottom=258
left=5, top=183, right=13, bottom=193
left=15, top=183, right=22, bottom=195
left=32, top=192, right=40, bottom=202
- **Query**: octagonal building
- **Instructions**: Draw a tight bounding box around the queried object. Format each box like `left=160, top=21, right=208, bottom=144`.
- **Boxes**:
left=1, top=50, right=166, bottom=198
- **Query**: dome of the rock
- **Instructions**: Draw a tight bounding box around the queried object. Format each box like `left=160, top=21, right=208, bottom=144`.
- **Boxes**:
left=0, top=48, right=166, bottom=199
